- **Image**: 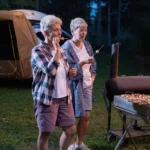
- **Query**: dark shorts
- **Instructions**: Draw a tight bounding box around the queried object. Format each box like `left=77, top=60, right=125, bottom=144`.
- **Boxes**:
left=34, top=97, right=76, bottom=132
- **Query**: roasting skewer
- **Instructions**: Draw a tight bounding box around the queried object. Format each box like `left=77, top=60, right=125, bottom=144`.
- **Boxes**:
left=60, top=37, right=69, bottom=40
left=93, top=45, right=104, bottom=56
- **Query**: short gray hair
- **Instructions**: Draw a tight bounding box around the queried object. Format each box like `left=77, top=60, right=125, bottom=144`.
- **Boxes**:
left=70, top=18, right=88, bottom=31
left=40, top=15, right=62, bottom=34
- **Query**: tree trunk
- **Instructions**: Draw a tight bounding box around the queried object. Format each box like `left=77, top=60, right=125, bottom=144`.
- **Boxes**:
left=108, top=0, right=111, bottom=46
left=117, top=0, right=121, bottom=42
left=0, top=0, right=6, bottom=5
left=86, top=0, right=91, bottom=41
left=97, top=0, right=101, bottom=46
left=36, top=0, right=40, bottom=11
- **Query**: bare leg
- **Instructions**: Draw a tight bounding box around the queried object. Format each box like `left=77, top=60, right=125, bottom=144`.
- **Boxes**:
left=37, top=131, right=50, bottom=150
left=76, top=111, right=90, bottom=145
left=70, top=139, right=75, bottom=145
left=60, top=125, right=76, bottom=150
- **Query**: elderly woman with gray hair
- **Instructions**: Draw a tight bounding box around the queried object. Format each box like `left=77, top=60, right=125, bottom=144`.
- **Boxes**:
left=31, top=15, right=77, bottom=150
left=62, top=18, right=97, bottom=150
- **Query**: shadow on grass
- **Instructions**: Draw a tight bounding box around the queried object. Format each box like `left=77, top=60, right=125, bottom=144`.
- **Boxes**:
left=89, top=144, right=115, bottom=150
left=0, top=78, right=32, bottom=89
left=0, top=144, right=15, bottom=150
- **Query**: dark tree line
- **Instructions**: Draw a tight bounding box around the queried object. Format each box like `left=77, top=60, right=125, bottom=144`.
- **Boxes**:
left=0, top=0, right=150, bottom=57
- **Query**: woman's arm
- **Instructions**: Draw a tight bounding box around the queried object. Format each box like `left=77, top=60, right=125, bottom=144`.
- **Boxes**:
left=63, top=48, right=83, bottom=80
left=84, top=41, right=97, bottom=81
left=32, top=47, right=59, bottom=76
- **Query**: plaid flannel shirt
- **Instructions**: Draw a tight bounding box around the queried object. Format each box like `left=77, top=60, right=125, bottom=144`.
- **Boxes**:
left=31, top=42, right=71, bottom=105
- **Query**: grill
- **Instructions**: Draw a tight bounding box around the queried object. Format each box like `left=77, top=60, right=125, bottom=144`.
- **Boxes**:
left=114, top=96, right=150, bottom=118
left=103, top=43, right=150, bottom=149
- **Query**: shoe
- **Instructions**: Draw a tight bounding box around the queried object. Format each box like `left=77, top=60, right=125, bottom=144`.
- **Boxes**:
left=68, top=144, right=76, bottom=150
left=75, top=142, right=90, bottom=150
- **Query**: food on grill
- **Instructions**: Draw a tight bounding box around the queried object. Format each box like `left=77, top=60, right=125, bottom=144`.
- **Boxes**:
left=121, top=94, right=150, bottom=105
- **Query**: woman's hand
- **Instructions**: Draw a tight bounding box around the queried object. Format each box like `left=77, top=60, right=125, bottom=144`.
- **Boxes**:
left=87, top=56, right=94, bottom=64
left=79, top=56, right=94, bottom=67
left=69, top=68, right=77, bottom=77
left=52, top=37, right=61, bottom=62
left=52, top=37, right=61, bottom=51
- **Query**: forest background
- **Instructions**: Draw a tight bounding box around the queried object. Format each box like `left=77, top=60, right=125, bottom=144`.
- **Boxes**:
left=1, top=0, right=150, bottom=57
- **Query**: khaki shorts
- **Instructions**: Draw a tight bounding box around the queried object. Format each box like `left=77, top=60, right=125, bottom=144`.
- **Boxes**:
left=34, top=97, right=76, bottom=132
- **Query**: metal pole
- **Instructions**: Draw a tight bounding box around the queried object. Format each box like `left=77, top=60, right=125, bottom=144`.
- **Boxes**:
left=110, top=43, right=120, bottom=79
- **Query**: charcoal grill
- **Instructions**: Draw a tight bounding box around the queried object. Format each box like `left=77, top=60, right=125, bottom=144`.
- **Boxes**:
left=114, top=95, right=150, bottom=150
left=103, top=43, right=150, bottom=147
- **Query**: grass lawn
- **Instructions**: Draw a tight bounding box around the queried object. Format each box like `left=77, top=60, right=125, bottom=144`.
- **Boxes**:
left=0, top=51, right=150, bottom=150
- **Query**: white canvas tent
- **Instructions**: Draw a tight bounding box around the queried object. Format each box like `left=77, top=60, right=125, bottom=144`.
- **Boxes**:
left=0, top=10, right=38, bottom=79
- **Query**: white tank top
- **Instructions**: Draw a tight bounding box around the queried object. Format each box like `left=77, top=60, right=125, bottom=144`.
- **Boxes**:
left=51, top=49, right=68, bottom=98
left=69, top=41, right=92, bottom=88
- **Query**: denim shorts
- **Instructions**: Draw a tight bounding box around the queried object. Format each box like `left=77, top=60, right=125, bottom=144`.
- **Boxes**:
left=83, top=86, right=92, bottom=111
left=34, top=97, right=76, bottom=132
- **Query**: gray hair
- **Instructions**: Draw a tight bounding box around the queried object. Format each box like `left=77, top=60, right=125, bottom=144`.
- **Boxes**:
left=70, top=18, right=88, bottom=31
left=40, top=15, right=62, bottom=34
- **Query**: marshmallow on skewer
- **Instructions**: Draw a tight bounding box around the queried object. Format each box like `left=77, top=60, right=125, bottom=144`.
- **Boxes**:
left=93, top=45, right=104, bottom=56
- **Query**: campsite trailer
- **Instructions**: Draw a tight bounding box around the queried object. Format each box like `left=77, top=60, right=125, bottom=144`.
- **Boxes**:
left=0, top=10, right=38, bottom=79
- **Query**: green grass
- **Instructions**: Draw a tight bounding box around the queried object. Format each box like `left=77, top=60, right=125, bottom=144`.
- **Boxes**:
left=0, top=52, right=150, bottom=150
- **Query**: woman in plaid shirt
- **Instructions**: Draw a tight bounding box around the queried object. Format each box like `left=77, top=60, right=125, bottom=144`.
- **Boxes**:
left=31, top=15, right=77, bottom=150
